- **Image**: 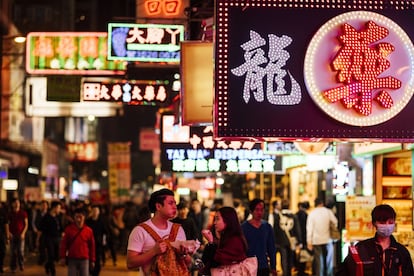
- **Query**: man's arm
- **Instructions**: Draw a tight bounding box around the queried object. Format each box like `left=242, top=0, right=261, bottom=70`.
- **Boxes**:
left=21, top=217, right=28, bottom=239
left=126, top=241, right=164, bottom=270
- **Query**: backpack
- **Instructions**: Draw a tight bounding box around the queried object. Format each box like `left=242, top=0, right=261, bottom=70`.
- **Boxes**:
left=140, top=223, right=190, bottom=276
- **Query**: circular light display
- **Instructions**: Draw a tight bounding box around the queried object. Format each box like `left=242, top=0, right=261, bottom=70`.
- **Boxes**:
left=304, top=11, right=414, bottom=126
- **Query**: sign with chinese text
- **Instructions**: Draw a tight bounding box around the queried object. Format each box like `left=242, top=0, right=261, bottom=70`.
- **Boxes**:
left=345, top=195, right=376, bottom=240
left=136, top=0, right=189, bottom=19
left=215, top=0, right=414, bottom=142
left=26, top=32, right=126, bottom=75
left=108, top=23, right=184, bottom=63
left=82, top=79, right=175, bottom=106
left=263, top=142, right=336, bottom=155
left=107, top=142, right=131, bottom=203
left=161, top=115, right=281, bottom=173
left=66, top=142, right=98, bottom=161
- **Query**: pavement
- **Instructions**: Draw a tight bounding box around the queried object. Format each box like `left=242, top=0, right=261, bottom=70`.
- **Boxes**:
left=0, top=251, right=138, bottom=276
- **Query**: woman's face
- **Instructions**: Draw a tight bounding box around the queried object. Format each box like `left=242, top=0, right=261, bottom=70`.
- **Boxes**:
left=214, top=211, right=226, bottom=232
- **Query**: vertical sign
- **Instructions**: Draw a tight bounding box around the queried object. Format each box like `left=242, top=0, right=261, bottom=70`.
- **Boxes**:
left=108, top=142, right=131, bottom=203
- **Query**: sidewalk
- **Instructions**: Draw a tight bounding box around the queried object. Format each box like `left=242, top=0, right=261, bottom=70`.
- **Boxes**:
left=1, top=252, right=138, bottom=275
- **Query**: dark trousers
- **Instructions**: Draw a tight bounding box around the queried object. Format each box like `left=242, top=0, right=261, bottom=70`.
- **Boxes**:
left=90, top=243, right=103, bottom=276
left=38, top=234, right=47, bottom=264
left=0, top=238, right=5, bottom=269
left=45, top=237, right=60, bottom=275
left=276, top=245, right=293, bottom=276
left=10, top=236, right=24, bottom=270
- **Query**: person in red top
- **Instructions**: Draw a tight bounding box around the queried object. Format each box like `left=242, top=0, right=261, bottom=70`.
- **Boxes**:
left=59, top=207, right=95, bottom=276
left=8, top=198, right=28, bottom=272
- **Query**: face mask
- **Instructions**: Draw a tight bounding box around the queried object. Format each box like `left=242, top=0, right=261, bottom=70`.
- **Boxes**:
left=376, top=223, right=395, bottom=237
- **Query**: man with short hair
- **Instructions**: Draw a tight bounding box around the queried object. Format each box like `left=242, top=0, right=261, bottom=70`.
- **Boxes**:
left=337, top=204, right=413, bottom=275
left=8, top=198, right=28, bottom=272
left=39, top=201, right=62, bottom=276
left=126, top=188, right=191, bottom=275
left=242, top=198, right=277, bottom=275
left=306, top=198, right=338, bottom=276
left=59, top=208, right=95, bottom=276
left=86, top=205, right=107, bottom=276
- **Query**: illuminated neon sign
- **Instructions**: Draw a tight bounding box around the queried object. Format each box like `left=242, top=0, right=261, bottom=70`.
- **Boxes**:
left=26, top=32, right=126, bottom=75
left=108, top=23, right=184, bottom=63
left=215, top=0, right=414, bottom=142
left=145, top=0, right=181, bottom=16
left=161, top=116, right=279, bottom=172
left=82, top=80, right=174, bottom=106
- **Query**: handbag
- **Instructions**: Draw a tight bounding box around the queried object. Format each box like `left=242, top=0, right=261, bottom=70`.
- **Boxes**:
left=298, top=249, right=313, bottom=263
left=329, top=222, right=340, bottom=241
left=210, top=256, right=258, bottom=276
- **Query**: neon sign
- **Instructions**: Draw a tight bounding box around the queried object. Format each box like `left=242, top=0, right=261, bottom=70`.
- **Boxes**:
left=161, top=116, right=279, bottom=172
left=26, top=32, right=126, bottom=75
left=145, top=0, right=181, bottom=16
left=108, top=23, right=184, bottom=63
left=82, top=80, right=173, bottom=106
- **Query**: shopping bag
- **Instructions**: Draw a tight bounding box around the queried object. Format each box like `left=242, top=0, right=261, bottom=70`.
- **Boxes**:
left=210, top=256, right=258, bottom=276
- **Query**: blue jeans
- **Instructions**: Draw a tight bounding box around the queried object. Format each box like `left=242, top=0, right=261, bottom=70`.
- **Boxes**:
left=10, top=236, right=24, bottom=270
left=313, top=243, right=334, bottom=276
left=67, top=258, right=89, bottom=276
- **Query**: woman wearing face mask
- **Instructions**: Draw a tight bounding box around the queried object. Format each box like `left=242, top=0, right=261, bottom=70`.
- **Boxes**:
left=336, top=204, right=413, bottom=276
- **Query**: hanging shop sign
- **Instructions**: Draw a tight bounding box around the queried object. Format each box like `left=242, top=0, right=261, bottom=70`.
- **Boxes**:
left=215, top=0, right=414, bottom=142
left=26, top=32, right=126, bottom=75
left=136, top=0, right=189, bottom=19
left=108, top=23, right=185, bottom=63
left=66, top=142, right=99, bottom=162
left=161, top=115, right=280, bottom=173
left=82, top=79, right=175, bottom=106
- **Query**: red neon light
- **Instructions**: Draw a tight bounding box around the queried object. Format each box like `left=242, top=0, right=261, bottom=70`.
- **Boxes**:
left=323, top=21, right=401, bottom=116
left=145, top=0, right=181, bottom=16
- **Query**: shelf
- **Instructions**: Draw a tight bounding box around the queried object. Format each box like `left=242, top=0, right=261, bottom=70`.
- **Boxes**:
left=382, top=176, right=412, bottom=187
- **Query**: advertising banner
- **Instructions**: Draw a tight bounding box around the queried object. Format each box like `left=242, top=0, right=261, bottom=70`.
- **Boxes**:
left=214, top=0, right=414, bottom=141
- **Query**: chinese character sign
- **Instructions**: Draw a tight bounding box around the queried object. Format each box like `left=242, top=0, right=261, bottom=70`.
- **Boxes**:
left=108, top=23, right=184, bottom=62
left=26, top=32, right=127, bottom=75
left=215, top=0, right=414, bottom=141
left=82, top=80, right=173, bottom=106
left=305, top=11, right=414, bottom=127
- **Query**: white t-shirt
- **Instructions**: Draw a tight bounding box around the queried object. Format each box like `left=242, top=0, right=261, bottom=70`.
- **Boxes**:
left=127, top=219, right=186, bottom=275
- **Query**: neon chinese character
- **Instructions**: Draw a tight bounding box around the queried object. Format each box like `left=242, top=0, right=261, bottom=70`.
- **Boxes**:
left=126, top=28, right=146, bottom=43
left=145, top=0, right=181, bottom=16
left=323, top=21, right=401, bottom=116
left=33, top=37, right=54, bottom=57
left=231, top=30, right=301, bottom=105
left=79, top=37, right=99, bottom=58
left=56, top=37, right=77, bottom=58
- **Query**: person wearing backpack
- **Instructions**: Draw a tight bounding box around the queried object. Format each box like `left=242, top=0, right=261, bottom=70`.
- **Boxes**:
left=127, top=188, right=193, bottom=275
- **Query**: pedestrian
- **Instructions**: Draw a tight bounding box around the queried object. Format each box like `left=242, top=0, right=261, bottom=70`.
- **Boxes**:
left=172, top=201, right=199, bottom=241
left=306, top=198, right=338, bottom=276
left=34, top=200, right=49, bottom=265
left=8, top=198, right=28, bottom=272
left=38, top=201, right=62, bottom=276
left=59, top=207, right=95, bottom=276
left=241, top=198, right=277, bottom=275
left=126, top=188, right=192, bottom=274
left=86, top=205, right=107, bottom=276
left=269, top=199, right=291, bottom=276
left=336, top=204, right=414, bottom=276
left=201, top=206, right=252, bottom=275
left=280, top=199, right=302, bottom=274
left=188, top=198, right=209, bottom=243
left=0, top=203, right=9, bottom=273
left=296, top=201, right=310, bottom=276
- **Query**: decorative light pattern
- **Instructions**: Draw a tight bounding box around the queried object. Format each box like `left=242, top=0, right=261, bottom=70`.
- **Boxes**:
left=304, top=11, right=414, bottom=126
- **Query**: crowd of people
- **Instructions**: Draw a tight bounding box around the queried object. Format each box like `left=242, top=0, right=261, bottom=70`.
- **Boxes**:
left=0, top=196, right=152, bottom=275
left=0, top=190, right=411, bottom=276
left=125, top=189, right=413, bottom=276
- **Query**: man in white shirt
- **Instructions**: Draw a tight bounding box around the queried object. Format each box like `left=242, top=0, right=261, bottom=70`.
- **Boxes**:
left=306, top=198, right=338, bottom=276
left=126, top=188, right=191, bottom=275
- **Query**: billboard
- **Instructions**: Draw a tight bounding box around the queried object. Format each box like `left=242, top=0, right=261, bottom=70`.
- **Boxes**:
left=214, top=1, right=414, bottom=142
left=108, top=23, right=185, bottom=63
left=26, top=32, right=126, bottom=75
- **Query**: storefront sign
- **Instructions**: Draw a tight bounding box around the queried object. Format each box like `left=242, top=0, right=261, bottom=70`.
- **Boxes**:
left=82, top=79, right=174, bottom=106
left=215, top=1, right=414, bottom=142
left=108, top=23, right=184, bottom=63
left=161, top=115, right=280, bottom=172
left=66, top=142, right=98, bottom=161
left=26, top=32, right=126, bottom=75
left=136, top=0, right=189, bottom=19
